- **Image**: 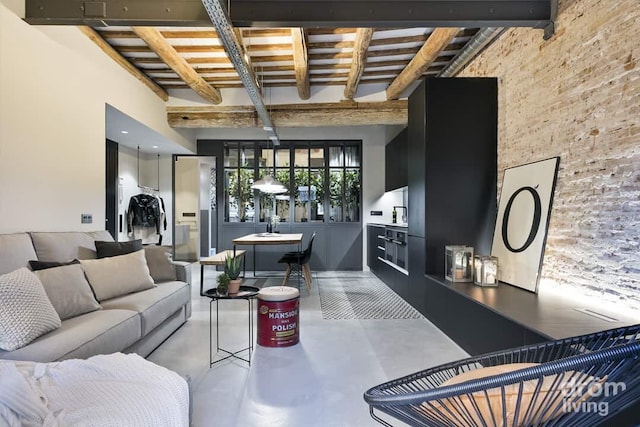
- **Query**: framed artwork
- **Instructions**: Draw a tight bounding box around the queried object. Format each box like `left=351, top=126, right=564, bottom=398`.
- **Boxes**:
left=491, top=157, right=560, bottom=293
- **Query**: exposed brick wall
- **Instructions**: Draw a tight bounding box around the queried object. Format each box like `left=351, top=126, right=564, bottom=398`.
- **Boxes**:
left=461, top=0, right=640, bottom=310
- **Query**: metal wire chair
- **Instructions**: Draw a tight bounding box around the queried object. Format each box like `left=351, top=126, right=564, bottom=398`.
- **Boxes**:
left=364, top=324, right=640, bottom=426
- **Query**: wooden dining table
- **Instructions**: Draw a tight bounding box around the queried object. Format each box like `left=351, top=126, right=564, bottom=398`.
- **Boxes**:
left=232, top=233, right=303, bottom=277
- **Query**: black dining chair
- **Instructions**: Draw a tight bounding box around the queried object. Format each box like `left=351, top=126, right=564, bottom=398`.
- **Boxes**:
left=278, top=232, right=316, bottom=291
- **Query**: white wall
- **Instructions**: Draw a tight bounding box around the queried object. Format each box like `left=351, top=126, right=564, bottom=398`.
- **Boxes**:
left=117, top=146, right=174, bottom=245
left=195, top=125, right=398, bottom=268
left=0, top=2, right=193, bottom=233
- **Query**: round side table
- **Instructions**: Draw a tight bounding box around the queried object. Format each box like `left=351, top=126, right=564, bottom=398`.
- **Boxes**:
left=204, top=285, right=260, bottom=366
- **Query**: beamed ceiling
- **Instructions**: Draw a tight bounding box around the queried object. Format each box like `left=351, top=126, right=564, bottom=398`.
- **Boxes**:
left=26, top=1, right=556, bottom=130
left=85, top=25, right=490, bottom=128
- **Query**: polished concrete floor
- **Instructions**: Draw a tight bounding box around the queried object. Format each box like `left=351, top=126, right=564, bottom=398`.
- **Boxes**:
left=148, top=267, right=468, bottom=427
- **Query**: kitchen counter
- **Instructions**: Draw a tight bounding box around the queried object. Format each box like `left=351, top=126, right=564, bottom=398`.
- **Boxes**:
left=367, top=222, right=408, bottom=228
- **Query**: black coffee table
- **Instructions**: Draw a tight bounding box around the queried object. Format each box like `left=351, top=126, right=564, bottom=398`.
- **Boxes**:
left=204, top=285, right=260, bottom=366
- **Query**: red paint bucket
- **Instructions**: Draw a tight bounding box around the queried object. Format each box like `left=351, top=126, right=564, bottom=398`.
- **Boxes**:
left=257, top=287, right=300, bottom=347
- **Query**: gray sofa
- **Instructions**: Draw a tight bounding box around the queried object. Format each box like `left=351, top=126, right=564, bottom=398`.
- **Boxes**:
left=0, top=231, right=192, bottom=362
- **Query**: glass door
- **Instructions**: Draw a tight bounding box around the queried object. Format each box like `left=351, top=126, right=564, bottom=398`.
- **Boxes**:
left=173, top=155, right=217, bottom=261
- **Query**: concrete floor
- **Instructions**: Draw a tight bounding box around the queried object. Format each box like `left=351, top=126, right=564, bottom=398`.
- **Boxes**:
left=148, top=267, right=468, bottom=427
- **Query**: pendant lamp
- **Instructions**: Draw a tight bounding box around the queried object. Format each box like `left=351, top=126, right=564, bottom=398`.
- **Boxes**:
left=252, top=173, right=287, bottom=194
left=252, top=136, right=287, bottom=194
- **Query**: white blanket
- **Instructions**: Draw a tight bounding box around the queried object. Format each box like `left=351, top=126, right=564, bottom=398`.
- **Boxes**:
left=0, top=353, right=189, bottom=427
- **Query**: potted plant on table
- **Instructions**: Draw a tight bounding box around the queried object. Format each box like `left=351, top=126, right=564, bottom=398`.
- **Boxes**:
left=216, top=273, right=230, bottom=296
left=224, top=255, right=243, bottom=294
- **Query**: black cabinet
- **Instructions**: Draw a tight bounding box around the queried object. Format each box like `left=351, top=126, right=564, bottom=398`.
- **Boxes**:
left=385, top=128, right=408, bottom=192
left=424, top=275, right=550, bottom=355
left=367, top=225, right=385, bottom=274
left=408, top=78, right=498, bottom=276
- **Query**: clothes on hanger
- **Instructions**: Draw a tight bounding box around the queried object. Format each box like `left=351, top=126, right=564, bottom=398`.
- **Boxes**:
left=127, top=192, right=167, bottom=245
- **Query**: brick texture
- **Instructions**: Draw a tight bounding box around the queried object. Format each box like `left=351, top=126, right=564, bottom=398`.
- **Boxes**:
left=461, top=0, right=640, bottom=310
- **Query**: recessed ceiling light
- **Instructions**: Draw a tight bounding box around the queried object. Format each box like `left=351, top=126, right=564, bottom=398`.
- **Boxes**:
left=152, top=145, right=159, bottom=149
left=120, top=130, right=128, bottom=134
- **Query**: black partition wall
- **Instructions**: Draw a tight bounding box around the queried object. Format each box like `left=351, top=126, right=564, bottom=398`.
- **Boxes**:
left=197, top=139, right=363, bottom=271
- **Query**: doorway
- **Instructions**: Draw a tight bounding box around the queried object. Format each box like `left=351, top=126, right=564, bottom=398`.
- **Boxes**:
left=173, top=155, right=217, bottom=261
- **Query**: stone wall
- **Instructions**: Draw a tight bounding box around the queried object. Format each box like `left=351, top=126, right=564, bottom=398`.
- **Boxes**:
left=461, top=0, right=640, bottom=310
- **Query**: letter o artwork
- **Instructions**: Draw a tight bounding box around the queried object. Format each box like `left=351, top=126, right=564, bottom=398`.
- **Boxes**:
left=501, top=186, right=542, bottom=253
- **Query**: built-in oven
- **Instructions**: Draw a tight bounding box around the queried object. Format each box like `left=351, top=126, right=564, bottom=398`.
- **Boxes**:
left=382, top=227, right=408, bottom=273
left=394, top=230, right=407, bottom=270
left=385, top=228, right=395, bottom=263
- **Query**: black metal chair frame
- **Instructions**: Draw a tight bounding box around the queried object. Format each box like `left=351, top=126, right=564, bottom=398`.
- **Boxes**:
left=278, top=232, right=316, bottom=290
left=364, top=324, right=640, bottom=427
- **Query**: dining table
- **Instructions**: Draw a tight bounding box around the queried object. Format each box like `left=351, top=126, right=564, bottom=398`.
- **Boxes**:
left=232, top=233, right=304, bottom=277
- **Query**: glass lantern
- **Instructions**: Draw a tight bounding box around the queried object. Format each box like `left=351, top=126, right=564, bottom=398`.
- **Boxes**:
left=445, top=245, right=474, bottom=282
left=473, top=255, right=499, bottom=287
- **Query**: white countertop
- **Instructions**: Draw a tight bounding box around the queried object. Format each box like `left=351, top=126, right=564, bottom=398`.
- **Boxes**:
left=367, top=222, right=408, bottom=228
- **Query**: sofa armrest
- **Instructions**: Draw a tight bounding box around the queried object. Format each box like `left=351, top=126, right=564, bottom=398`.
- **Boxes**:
left=172, top=261, right=192, bottom=285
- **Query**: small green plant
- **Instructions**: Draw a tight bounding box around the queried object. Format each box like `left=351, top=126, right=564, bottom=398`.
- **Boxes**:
left=224, top=255, right=243, bottom=280
left=216, top=273, right=230, bottom=295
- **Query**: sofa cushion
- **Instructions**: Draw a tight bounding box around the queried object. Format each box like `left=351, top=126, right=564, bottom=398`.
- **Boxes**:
left=29, top=259, right=80, bottom=271
left=30, top=231, right=114, bottom=262
left=100, top=282, right=190, bottom=335
left=0, top=233, right=37, bottom=274
left=0, top=268, right=61, bottom=351
left=144, top=246, right=177, bottom=283
left=0, top=309, right=141, bottom=362
left=95, top=239, right=143, bottom=259
left=34, top=264, right=101, bottom=320
left=80, top=250, right=155, bottom=302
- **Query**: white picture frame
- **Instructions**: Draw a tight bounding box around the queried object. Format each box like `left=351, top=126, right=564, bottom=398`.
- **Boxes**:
left=491, top=157, right=560, bottom=293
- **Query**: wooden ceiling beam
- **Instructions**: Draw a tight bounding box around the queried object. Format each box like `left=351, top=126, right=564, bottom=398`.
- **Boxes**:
left=291, top=28, right=310, bottom=100
left=167, top=100, right=407, bottom=128
left=386, top=28, right=459, bottom=100
left=132, top=26, right=222, bottom=104
left=344, top=28, right=374, bottom=100
left=78, top=26, right=168, bottom=101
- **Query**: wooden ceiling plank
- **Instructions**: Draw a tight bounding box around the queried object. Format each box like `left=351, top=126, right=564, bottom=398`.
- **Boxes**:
left=291, top=28, right=310, bottom=100
left=132, top=27, right=222, bottom=104
left=160, top=30, right=218, bottom=38
left=344, top=28, right=374, bottom=99
left=386, top=28, right=460, bottom=100
left=167, top=100, right=407, bottom=128
left=78, top=26, right=168, bottom=101
left=307, top=28, right=358, bottom=36
left=308, top=40, right=355, bottom=50
left=242, top=28, right=292, bottom=37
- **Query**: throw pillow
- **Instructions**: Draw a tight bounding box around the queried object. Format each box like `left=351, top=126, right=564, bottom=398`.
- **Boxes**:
left=0, top=268, right=61, bottom=351
left=28, top=259, right=80, bottom=271
left=423, top=363, right=600, bottom=426
left=34, top=264, right=101, bottom=320
left=144, top=246, right=177, bottom=283
left=95, top=240, right=143, bottom=259
left=80, top=250, right=155, bottom=301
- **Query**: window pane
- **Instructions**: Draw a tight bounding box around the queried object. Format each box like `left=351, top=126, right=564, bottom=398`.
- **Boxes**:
left=329, top=146, right=343, bottom=167
left=344, top=168, right=360, bottom=222
left=309, top=168, right=324, bottom=222
left=227, top=168, right=254, bottom=222
left=310, top=147, right=325, bottom=167
left=294, top=168, right=310, bottom=222
left=240, top=145, right=255, bottom=168
left=294, top=148, right=309, bottom=167
left=259, top=148, right=274, bottom=168
left=329, top=169, right=343, bottom=222
left=276, top=149, right=290, bottom=167
left=274, top=169, right=291, bottom=222
left=224, top=169, right=237, bottom=222
left=257, top=168, right=274, bottom=223
left=275, top=193, right=290, bottom=223
left=224, top=145, right=238, bottom=167
left=345, top=145, right=360, bottom=167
